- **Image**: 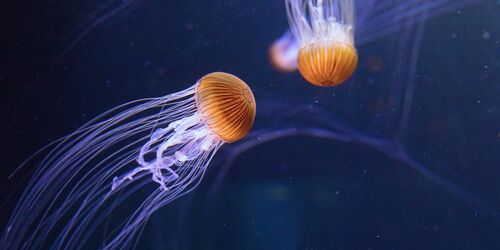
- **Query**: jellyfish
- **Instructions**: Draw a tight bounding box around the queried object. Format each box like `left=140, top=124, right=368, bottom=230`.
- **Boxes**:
left=1, top=72, right=256, bottom=249
left=269, top=30, right=300, bottom=72
left=285, top=0, right=358, bottom=87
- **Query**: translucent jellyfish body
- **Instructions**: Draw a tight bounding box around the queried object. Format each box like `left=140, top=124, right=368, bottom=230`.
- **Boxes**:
left=269, top=31, right=300, bottom=72
left=1, top=72, right=256, bottom=249
left=286, top=0, right=358, bottom=87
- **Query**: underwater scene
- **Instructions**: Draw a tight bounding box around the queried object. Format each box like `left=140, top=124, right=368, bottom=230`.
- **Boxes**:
left=1, top=0, right=499, bottom=249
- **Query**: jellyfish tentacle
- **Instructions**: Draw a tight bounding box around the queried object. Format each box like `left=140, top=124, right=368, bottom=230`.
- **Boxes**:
left=111, top=113, right=218, bottom=191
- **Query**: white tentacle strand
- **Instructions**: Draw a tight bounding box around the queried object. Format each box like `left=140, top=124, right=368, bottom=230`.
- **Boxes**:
left=286, top=0, right=355, bottom=46
left=112, top=113, right=219, bottom=191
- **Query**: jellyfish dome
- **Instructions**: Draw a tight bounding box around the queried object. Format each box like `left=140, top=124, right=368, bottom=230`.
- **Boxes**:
left=1, top=72, right=255, bottom=249
left=196, top=73, right=256, bottom=143
left=286, top=0, right=358, bottom=87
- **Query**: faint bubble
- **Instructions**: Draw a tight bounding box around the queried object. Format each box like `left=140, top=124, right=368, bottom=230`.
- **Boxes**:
left=482, top=31, right=491, bottom=40
left=269, top=185, right=291, bottom=201
left=365, top=56, right=384, bottom=73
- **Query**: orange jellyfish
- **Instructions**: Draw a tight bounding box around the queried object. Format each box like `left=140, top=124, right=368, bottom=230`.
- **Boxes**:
left=2, top=72, right=256, bottom=248
left=286, top=0, right=358, bottom=87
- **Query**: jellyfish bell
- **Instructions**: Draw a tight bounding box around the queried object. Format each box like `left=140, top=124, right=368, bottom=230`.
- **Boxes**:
left=268, top=31, right=300, bottom=72
left=1, top=72, right=256, bottom=249
left=286, top=0, right=358, bottom=87
left=196, top=73, right=256, bottom=143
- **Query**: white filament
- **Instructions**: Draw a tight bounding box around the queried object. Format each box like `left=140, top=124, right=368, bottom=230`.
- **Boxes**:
left=111, top=113, right=219, bottom=191
left=285, top=0, right=355, bottom=46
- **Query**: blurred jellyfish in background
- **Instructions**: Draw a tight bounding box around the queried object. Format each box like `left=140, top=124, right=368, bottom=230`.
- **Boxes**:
left=1, top=72, right=255, bottom=249
left=268, top=31, right=299, bottom=72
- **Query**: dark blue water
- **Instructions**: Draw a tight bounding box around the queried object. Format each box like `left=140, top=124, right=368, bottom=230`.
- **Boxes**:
left=1, top=0, right=499, bottom=249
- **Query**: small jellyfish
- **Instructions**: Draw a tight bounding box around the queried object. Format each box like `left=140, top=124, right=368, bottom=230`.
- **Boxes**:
left=286, top=0, right=358, bottom=87
left=269, top=30, right=300, bottom=72
left=2, top=72, right=256, bottom=249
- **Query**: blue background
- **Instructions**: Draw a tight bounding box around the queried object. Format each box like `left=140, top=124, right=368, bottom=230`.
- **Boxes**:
left=1, top=0, right=499, bottom=249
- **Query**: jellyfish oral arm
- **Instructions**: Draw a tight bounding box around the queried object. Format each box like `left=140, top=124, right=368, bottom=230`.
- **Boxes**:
left=287, top=0, right=354, bottom=46
left=112, top=113, right=220, bottom=191
left=308, top=1, right=353, bottom=43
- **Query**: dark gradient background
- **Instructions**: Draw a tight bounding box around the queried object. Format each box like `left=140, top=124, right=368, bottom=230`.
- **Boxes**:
left=1, top=0, right=499, bottom=249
